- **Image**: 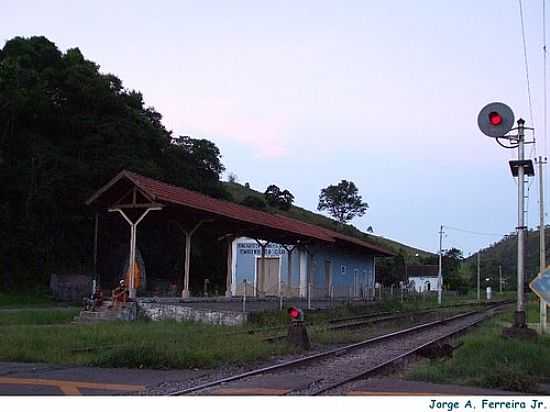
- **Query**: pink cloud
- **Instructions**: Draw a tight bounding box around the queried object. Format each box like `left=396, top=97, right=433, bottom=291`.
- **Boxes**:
left=161, top=97, right=290, bottom=159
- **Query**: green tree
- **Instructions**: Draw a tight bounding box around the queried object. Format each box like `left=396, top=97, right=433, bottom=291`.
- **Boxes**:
left=442, top=248, right=467, bottom=291
left=0, top=36, right=228, bottom=287
left=376, top=249, right=407, bottom=286
left=264, top=185, right=295, bottom=211
left=317, top=180, right=368, bottom=224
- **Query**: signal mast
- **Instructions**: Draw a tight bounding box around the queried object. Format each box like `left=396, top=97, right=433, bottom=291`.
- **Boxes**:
left=478, top=102, right=535, bottom=335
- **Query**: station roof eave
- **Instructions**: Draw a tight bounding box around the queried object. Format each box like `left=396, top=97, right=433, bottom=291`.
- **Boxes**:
left=331, top=234, right=395, bottom=257
left=86, top=170, right=395, bottom=257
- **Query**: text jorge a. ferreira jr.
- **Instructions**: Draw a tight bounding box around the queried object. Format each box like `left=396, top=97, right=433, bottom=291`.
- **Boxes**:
left=429, top=399, right=547, bottom=411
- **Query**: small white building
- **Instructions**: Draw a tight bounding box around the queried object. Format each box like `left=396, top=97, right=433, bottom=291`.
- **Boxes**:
left=407, top=265, right=441, bottom=292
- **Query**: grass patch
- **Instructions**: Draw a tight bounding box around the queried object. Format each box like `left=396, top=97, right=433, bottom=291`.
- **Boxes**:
left=499, top=300, right=540, bottom=324
left=0, top=291, right=54, bottom=307
left=0, top=292, right=512, bottom=370
left=0, top=320, right=290, bottom=369
left=407, top=309, right=550, bottom=393
left=0, top=308, right=79, bottom=325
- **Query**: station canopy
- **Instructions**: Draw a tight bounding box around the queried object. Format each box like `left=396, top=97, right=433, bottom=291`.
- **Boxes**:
left=86, top=170, right=394, bottom=257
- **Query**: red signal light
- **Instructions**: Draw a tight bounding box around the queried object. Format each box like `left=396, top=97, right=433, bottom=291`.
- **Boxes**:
left=288, top=307, right=302, bottom=320
left=489, top=112, right=503, bottom=126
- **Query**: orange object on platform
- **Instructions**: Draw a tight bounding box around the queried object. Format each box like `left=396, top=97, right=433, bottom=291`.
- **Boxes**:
left=125, top=260, right=141, bottom=289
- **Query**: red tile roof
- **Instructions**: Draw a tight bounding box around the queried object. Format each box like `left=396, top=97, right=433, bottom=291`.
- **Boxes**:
left=87, top=170, right=394, bottom=256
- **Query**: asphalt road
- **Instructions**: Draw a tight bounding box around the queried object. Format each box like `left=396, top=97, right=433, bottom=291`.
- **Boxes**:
left=0, top=362, right=210, bottom=395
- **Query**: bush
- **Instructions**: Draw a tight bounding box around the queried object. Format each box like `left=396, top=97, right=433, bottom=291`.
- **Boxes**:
left=481, top=366, right=537, bottom=393
left=241, top=196, right=266, bottom=210
left=408, top=314, right=550, bottom=393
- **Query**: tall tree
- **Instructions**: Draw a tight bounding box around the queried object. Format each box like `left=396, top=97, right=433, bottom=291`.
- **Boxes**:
left=317, top=180, right=368, bottom=224
left=0, top=36, right=227, bottom=286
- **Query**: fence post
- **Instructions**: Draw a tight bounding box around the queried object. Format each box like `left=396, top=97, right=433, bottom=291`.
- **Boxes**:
left=390, top=284, right=394, bottom=298
left=242, top=280, right=247, bottom=313
left=307, top=282, right=311, bottom=310
left=279, top=293, right=283, bottom=311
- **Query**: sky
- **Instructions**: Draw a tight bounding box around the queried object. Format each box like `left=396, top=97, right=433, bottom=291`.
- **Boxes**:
left=3, top=0, right=549, bottom=255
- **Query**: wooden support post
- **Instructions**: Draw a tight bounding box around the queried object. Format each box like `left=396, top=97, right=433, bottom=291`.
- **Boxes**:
left=225, top=236, right=234, bottom=297
left=242, top=280, right=247, bottom=312
left=110, top=207, right=160, bottom=299
left=203, top=278, right=209, bottom=297
left=129, top=225, right=136, bottom=297
left=254, top=239, right=269, bottom=298
left=282, top=244, right=296, bottom=297
left=183, top=231, right=192, bottom=297
left=260, top=244, right=266, bottom=297
left=181, top=220, right=209, bottom=298
left=303, top=244, right=315, bottom=307
left=93, top=213, right=99, bottom=276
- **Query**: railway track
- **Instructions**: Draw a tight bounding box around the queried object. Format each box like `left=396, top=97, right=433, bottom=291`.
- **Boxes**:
left=262, top=299, right=513, bottom=341
left=262, top=310, right=443, bottom=342
left=169, top=301, right=512, bottom=396
left=224, top=299, right=511, bottom=339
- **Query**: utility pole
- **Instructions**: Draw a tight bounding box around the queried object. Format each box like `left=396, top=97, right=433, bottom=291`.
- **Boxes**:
left=477, top=252, right=481, bottom=301
left=516, top=119, right=527, bottom=327
left=499, top=265, right=503, bottom=294
left=537, top=156, right=548, bottom=333
left=438, top=225, right=444, bottom=305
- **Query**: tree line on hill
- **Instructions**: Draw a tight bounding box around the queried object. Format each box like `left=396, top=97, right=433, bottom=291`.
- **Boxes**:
left=379, top=226, right=550, bottom=293
left=462, top=228, right=550, bottom=291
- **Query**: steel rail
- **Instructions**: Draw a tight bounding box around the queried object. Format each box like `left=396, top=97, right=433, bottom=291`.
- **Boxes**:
left=169, top=308, right=498, bottom=396
left=263, top=300, right=513, bottom=341
left=328, top=310, right=397, bottom=324
left=310, top=305, right=509, bottom=395
left=327, top=299, right=509, bottom=325
left=263, top=310, right=439, bottom=342
left=224, top=299, right=512, bottom=339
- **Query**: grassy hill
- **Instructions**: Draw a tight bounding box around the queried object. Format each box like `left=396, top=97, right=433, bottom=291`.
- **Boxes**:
left=223, top=181, right=433, bottom=258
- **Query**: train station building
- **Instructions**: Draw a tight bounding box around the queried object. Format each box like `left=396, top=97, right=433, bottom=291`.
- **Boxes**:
left=86, top=170, right=394, bottom=300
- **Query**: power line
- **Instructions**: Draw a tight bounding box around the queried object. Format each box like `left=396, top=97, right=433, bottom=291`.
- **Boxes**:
left=443, top=225, right=505, bottom=238
left=543, top=1, right=549, bottom=238
left=519, top=0, right=537, bottom=146
left=544, top=0, right=548, bottom=156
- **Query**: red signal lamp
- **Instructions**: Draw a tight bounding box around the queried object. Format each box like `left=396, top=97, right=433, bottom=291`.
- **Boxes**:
left=288, top=306, right=304, bottom=321
left=488, top=111, right=503, bottom=126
